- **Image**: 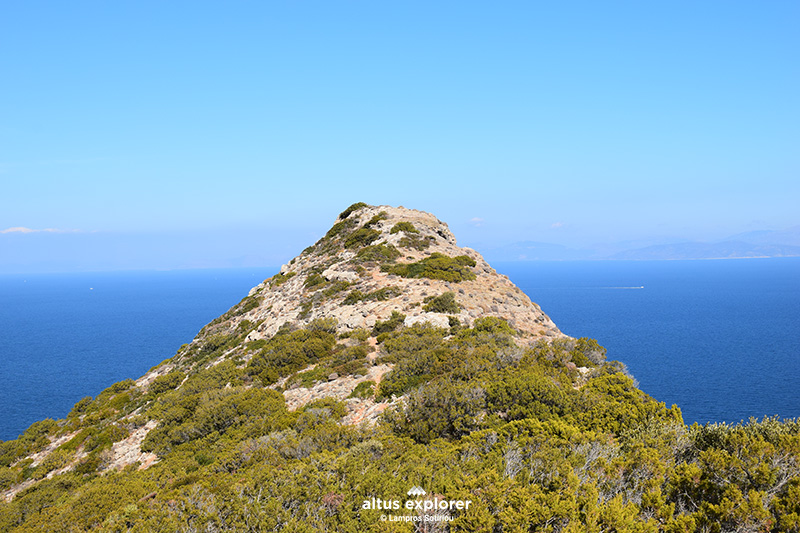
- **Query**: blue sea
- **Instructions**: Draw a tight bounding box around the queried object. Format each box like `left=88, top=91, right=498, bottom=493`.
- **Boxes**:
left=0, top=269, right=272, bottom=441
left=498, top=258, right=800, bottom=426
left=1, top=259, right=798, bottom=441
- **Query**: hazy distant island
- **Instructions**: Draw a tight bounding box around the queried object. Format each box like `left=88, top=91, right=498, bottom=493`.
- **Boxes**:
left=1, top=204, right=798, bottom=531
left=484, top=227, right=800, bottom=262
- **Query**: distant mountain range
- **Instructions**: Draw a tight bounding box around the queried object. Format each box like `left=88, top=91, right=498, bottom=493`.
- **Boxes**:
left=607, top=241, right=800, bottom=261
left=484, top=226, right=800, bottom=261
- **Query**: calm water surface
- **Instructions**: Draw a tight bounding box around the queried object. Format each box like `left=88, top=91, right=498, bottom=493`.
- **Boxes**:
left=498, top=258, right=800, bottom=426
left=1, top=259, right=798, bottom=440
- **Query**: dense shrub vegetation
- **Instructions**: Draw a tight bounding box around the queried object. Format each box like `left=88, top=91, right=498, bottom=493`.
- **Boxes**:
left=382, top=253, right=477, bottom=282
left=344, top=227, right=381, bottom=249
left=352, top=243, right=401, bottom=264
left=372, top=310, right=406, bottom=336
left=269, top=271, right=296, bottom=287
left=338, top=202, right=367, bottom=220
left=390, top=221, right=418, bottom=234
left=422, top=291, right=461, bottom=313
left=365, top=212, right=388, bottom=227
left=342, top=286, right=402, bottom=305
left=1, top=313, right=798, bottom=531
left=245, top=327, right=337, bottom=386
left=399, top=233, right=434, bottom=250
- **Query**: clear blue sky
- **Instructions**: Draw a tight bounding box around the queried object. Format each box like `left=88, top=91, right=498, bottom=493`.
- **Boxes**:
left=2, top=1, right=798, bottom=271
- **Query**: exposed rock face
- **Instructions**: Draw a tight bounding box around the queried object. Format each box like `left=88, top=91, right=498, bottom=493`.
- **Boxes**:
left=103, top=420, right=159, bottom=472
left=232, top=205, right=562, bottom=342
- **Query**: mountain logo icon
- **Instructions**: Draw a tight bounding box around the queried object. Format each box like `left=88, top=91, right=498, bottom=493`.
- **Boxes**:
left=407, top=486, right=427, bottom=497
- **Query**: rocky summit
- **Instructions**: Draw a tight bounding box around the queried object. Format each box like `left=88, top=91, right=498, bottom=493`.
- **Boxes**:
left=241, top=203, right=561, bottom=340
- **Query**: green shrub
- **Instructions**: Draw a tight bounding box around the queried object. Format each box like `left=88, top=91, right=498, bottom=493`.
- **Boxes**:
left=333, top=359, right=368, bottom=377
left=142, top=388, right=291, bottom=456
left=239, top=294, right=262, bottom=313
left=63, top=424, right=128, bottom=456
left=148, top=371, right=184, bottom=395
left=25, top=419, right=58, bottom=441
left=307, top=317, right=338, bottom=333
left=487, top=368, right=570, bottom=422
left=344, top=286, right=401, bottom=305
left=181, top=361, right=245, bottom=397
left=324, top=217, right=358, bottom=240
left=572, top=337, right=607, bottom=366
left=245, top=329, right=336, bottom=385
left=344, top=228, right=381, bottom=249
left=86, top=425, right=129, bottom=454
left=198, top=334, right=237, bottom=357
left=373, top=311, right=406, bottom=335
left=338, top=202, right=368, bottom=220
left=105, top=379, right=135, bottom=395
left=68, top=396, right=94, bottom=418
left=423, top=292, right=461, bottom=314
left=107, top=392, right=133, bottom=412
left=473, top=316, right=516, bottom=335
left=195, top=451, right=214, bottom=466
left=385, top=380, right=485, bottom=443
left=297, top=301, right=313, bottom=320
left=380, top=323, right=448, bottom=360
left=390, top=222, right=418, bottom=234
left=293, top=366, right=334, bottom=387
left=366, top=286, right=401, bottom=301
left=236, top=319, right=254, bottom=334
left=270, top=271, right=296, bottom=287
left=323, top=280, right=353, bottom=297
left=303, top=337, right=333, bottom=359
left=454, top=316, right=517, bottom=349
left=382, top=253, right=476, bottom=282
left=340, top=327, right=371, bottom=341
left=575, top=372, right=679, bottom=434
left=348, top=381, right=376, bottom=399
left=0, top=466, right=17, bottom=491
left=302, top=398, right=347, bottom=420
left=73, top=454, right=101, bottom=475
left=448, top=315, right=462, bottom=335
left=246, top=339, right=267, bottom=351
left=399, top=234, right=434, bottom=250
left=304, top=273, right=327, bottom=289
left=354, top=244, right=401, bottom=264
left=365, top=212, right=388, bottom=227
left=332, top=345, right=369, bottom=367
left=0, top=418, right=59, bottom=467
left=377, top=325, right=450, bottom=397
left=343, top=290, right=366, bottom=305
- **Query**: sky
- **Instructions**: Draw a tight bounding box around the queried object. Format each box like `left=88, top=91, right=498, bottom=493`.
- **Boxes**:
left=1, top=1, right=798, bottom=272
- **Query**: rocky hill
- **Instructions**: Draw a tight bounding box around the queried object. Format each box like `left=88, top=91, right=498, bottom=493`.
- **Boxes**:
left=140, top=203, right=565, bottom=429
left=1, top=203, right=798, bottom=532
left=219, top=203, right=561, bottom=340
